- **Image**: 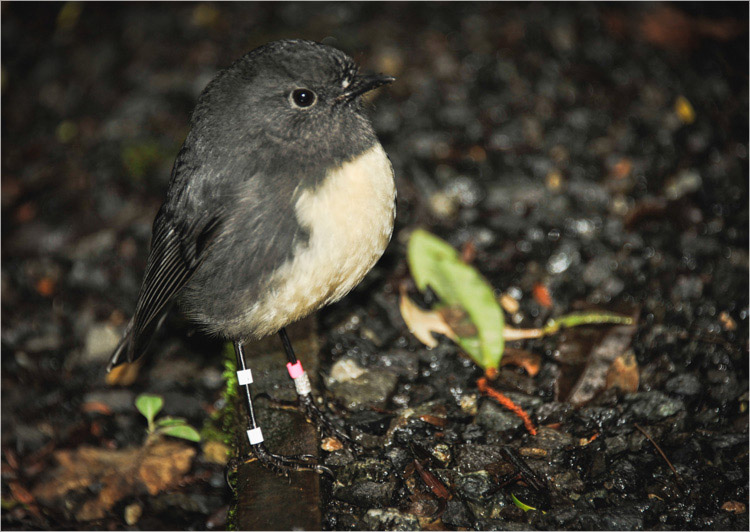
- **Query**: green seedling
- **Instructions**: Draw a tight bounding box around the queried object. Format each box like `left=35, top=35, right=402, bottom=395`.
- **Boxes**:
left=406, top=229, right=634, bottom=371
left=511, top=492, right=545, bottom=513
left=135, top=394, right=201, bottom=443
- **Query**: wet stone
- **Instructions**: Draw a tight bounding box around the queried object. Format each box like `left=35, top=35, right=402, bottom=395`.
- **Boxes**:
left=455, top=443, right=505, bottom=473
left=476, top=399, right=523, bottom=434
left=604, top=434, right=629, bottom=457
left=348, top=410, right=393, bottom=436
left=665, top=373, right=702, bottom=396
left=575, top=406, right=621, bottom=431
left=534, top=505, right=645, bottom=530
left=461, top=423, right=485, bottom=442
left=529, top=426, right=575, bottom=451
left=81, top=323, right=121, bottom=363
left=625, top=391, right=685, bottom=422
left=384, top=446, right=411, bottom=471
left=456, top=470, right=494, bottom=502
left=360, top=508, right=420, bottom=531
left=329, top=367, right=399, bottom=411
left=442, top=498, right=474, bottom=528
left=333, top=459, right=398, bottom=508
left=368, top=349, right=420, bottom=382
left=535, top=401, right=574, bottom=425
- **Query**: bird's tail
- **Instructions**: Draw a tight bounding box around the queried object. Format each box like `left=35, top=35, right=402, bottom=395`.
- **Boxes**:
left=106, top=318, right=134, bottom=373
left=106, top=312, right=169, bottom=373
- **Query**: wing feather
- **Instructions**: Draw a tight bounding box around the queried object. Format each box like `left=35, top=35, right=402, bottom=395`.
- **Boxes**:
left=107, top=207, right=222, bottom=371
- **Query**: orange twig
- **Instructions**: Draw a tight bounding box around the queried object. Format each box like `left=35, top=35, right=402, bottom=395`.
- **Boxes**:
left=477, top=372, right=537, bottom=436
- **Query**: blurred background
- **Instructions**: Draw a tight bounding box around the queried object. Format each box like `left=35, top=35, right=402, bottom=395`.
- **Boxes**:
left=2, top=2, right=748, bottom=530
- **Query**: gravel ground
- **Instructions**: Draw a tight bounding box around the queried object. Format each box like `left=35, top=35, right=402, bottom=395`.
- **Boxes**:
left=2, top=3, right=747, bottom=530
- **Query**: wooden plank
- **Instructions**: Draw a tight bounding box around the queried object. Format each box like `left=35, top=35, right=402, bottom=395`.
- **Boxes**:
left=235, top=319, right=322, bottom=531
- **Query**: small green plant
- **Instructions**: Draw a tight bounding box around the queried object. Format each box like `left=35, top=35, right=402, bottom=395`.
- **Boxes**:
left=135, top=394, right=201, bottom=443
left=511, top=492, right=544, bottom=513
left=406, top=229, right=633, bottom=371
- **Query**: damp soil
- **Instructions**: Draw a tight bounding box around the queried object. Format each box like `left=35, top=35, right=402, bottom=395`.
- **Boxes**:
left=2, top=2, right=748, bottom=531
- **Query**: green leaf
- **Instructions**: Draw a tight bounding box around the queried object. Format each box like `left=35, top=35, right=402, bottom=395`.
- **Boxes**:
left=135, top=394, right=163, bottom=426
left=407, top=229, right=460, bottom=294
left=159, top=424, right=201, bottom=442
left=511, top=493, right=538, bottom=512
left=437, top=260, right=504, bottom=369
left=407, top=229, right=505, bottom=370
left=155, top=416, right=188, bottom=428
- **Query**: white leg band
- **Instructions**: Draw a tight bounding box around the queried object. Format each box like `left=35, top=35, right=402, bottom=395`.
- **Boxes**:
left=247, top=427, right=264, bottom=445
left=237, top=369, right=253, bottom=386
left=294, top=371, right=312, bottom=396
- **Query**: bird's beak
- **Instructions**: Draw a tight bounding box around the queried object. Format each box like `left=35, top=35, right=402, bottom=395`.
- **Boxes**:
left=337, top=73, right=395, bottom=103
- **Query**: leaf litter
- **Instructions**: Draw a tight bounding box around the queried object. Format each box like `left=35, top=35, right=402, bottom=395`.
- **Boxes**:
left=32, top=439, right=196, bottom=521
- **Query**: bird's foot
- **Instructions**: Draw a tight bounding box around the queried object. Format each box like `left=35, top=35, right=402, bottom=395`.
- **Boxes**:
left=226, top=442, right=333, bottom=480
left=299, top=393, right=363, bottom=453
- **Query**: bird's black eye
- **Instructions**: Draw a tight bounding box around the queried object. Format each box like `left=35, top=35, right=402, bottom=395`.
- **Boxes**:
left=290, top=88, right=316, bottom=108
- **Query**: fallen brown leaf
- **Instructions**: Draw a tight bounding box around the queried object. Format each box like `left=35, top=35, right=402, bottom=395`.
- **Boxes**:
left=566, top=323, right=638, bottom=406
left=533, top=284, right=553, bottom=308
left=399, top=288, right=458, bottom=348
left=719, top=311, right=737, bottom=331
left=501, top=348, right=542, bottom=377
left=33, top=440, right=196, bottom=521
left=605, top=350, right=639, bottom=393
left=81, top=401, right=113, bottom=416
left=721, top=501, right=746, bottom=514
left=321, top=437, right=343, bottom=452
left=203, top=440, right=230, bottom=465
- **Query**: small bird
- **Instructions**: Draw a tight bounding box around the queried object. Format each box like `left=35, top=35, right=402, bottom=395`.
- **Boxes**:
left=108, top=39, right=396, bottom=475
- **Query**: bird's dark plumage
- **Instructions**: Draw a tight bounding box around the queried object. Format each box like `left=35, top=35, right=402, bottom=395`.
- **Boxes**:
left=108, top=39, right=395, bottom=372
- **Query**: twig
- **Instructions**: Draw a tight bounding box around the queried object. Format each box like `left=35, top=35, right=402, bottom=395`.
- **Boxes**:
left=634, top=423, right=681, bottom=487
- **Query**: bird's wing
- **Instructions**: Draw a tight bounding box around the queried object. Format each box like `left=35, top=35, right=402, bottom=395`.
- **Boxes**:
left=107, top=205, right=223, bottom=371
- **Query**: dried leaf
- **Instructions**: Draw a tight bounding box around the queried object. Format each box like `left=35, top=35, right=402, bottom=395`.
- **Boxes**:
left=81, top=401, right=113, bottom=415
left=721, top=501, right=746, bottom=514
left=203, top=440, right=230, bottom=465
left=399, top=288, right=457, bottom=348
left=33, top=440, right=196, bottom=521
left=418, top=415, right=448, bottom=428
left=321, top=437, right=343, bottom=452
left=605, top=350, right=639, bottom=393
left=501, top=349, right=542, bottom=377
left=566, top=324, right=638, bottom=406
left=533, top=284, right=553, bottom=308
left=414, top=460, right=451, bottom=500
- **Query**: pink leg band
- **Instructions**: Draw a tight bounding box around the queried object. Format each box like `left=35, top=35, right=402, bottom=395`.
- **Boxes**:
left=287, top=361, right=304, bottom=379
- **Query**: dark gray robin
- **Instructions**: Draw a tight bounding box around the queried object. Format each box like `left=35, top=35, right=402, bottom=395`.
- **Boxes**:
left=108, top=39, right=395, bottom=475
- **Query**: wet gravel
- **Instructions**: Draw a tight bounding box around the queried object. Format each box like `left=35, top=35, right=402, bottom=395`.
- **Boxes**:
left=2, top=2, right=748, bottom=530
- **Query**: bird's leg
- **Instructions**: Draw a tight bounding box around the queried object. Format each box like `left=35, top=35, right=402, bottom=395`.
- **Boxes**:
left=278, top=328, right=361, bottom=452
left=231, top=340, right=332, bottom=477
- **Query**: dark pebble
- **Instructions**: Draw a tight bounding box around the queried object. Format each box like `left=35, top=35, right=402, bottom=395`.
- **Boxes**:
left=360, top=508, right=420, bottom=531
left=454, top=443, right=505, bottom=472
left=625, top=391, right=685, bottom=422
left=456, top=470, right=494, bottom=502
left=665, top=373, right=702, bottom=396
left=534, top=401, right=574, bottom=425
left=476, top=399, right=523, bottom=434
left=442, top=499, right=474, bottom=528
left=333, top=459, right=398, bottom=508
